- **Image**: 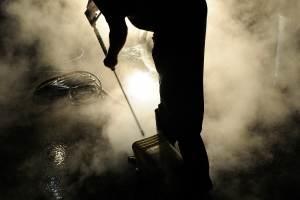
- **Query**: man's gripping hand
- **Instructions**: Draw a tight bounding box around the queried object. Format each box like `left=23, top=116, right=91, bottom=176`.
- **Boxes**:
left=104, top=53, right=118, bottom=71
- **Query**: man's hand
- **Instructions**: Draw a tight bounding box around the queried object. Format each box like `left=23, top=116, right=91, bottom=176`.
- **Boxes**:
left=104, top=53, right=118, bottom=71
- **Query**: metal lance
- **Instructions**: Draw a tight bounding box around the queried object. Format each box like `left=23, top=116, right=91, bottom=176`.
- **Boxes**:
left=85, top=9, right=145, bottom=136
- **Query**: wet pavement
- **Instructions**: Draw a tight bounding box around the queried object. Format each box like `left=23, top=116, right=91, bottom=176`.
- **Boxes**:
left=1, top=50, right=300, bottom=200
left=0, top=69, right=154, bottom=200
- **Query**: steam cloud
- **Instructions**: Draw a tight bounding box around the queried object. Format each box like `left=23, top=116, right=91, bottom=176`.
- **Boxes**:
left=1, top=0, right=300, bottom=199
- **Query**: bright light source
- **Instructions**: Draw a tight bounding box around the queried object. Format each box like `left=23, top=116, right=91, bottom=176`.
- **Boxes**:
left=126, top=71, right=158, bottom=101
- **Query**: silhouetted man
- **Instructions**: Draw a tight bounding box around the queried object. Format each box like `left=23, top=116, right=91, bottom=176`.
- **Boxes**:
left=87, top=0, right=213, bottom=197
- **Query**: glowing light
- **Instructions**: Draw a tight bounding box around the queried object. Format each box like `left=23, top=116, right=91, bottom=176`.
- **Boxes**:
left=51, top=145, right=66, bottom=165
left=126, top=71, right=158, bottom=101
left=45, top=173, right=62, bottom=200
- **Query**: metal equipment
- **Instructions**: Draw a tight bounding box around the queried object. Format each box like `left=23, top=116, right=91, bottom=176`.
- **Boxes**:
left=131, top=133, right=185, bottom=198
left=84, top=5, right=144, bottom=136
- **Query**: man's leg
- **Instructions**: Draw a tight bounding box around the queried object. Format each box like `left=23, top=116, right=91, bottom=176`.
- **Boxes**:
left=159, top=72, right=212, bottom=192
left=152, top=0, right=212, bottom=193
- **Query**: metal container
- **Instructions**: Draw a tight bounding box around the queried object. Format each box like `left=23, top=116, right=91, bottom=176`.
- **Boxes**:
left=132, top=133, right=184, bottom=197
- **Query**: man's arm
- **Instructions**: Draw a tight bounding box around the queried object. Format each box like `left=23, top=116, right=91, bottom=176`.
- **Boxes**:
left=104, top=15, right=127, bottom=70
left=87, top=0, right=128, bottom=70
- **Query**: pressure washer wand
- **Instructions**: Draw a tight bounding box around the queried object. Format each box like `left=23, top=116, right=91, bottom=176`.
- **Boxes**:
left=113, top=71, right=145, bottom=137
left=85, top=9, right=145, bottom=137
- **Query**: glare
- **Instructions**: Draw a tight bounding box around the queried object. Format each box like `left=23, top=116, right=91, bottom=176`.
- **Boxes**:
left=45, top=173, right=62, bottom=200
left=51, top=145, right=66, bottom=166
left=126, top=71, right=158, bottom=101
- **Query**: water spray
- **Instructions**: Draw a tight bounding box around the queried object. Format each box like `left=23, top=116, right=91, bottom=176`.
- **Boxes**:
left=84, top=6, right=145, bottom=137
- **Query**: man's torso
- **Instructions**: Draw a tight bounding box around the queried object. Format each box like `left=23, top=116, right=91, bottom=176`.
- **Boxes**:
left=93, top=0, right=189, bottom=32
